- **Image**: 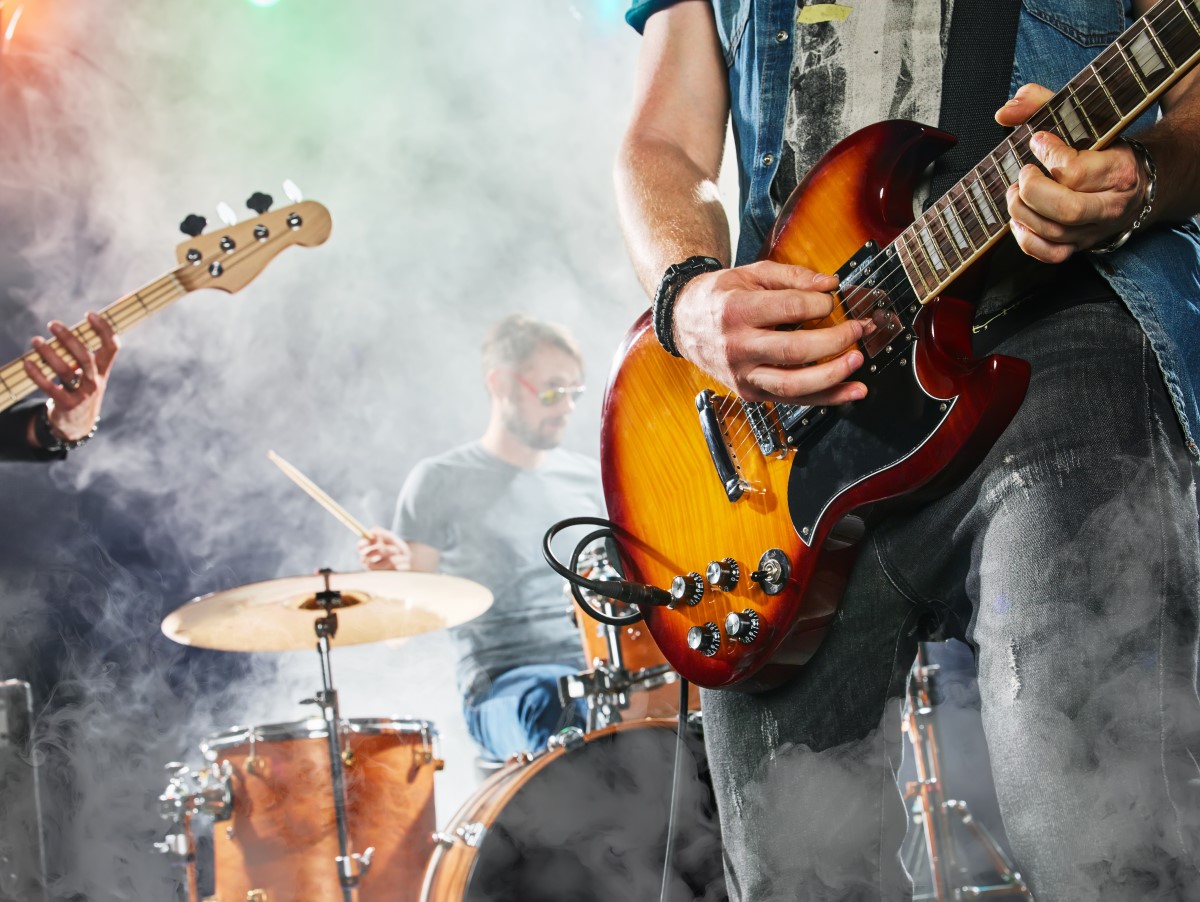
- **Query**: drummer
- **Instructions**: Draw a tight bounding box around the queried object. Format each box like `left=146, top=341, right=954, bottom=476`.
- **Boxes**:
left=358, top=314, right=604, bottom=761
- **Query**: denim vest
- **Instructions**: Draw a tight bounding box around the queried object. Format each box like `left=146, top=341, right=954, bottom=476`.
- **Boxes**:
left=627, top=0, right=1200, bottom=456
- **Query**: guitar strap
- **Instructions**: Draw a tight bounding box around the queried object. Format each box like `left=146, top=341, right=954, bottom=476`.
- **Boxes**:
left=927, top=0, right=1023, bottom=205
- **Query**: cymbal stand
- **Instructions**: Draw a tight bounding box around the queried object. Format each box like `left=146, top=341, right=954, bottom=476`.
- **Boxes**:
left=309, top=569, right=372, bottom=902
left=902, top=645, right=1031, bottom=901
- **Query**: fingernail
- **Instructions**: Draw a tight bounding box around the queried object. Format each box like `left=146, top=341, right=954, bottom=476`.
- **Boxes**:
left=847, top=351, right=863, bottom=369
left=859, top=317, right=877, bottom=335
left=852, top=385, right=868, bottom=401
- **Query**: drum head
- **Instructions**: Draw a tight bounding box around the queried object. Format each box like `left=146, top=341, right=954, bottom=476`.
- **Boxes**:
left=465, top=722, right=725, bottom=901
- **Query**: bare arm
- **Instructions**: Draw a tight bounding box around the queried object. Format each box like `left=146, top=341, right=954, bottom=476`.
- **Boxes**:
left=614, top=2, right=869, bottom=405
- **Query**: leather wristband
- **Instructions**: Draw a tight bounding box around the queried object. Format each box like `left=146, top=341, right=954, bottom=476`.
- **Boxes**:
left=1090, top=137, right=1156, bottom=255
left=33, top=403, right=97, bottom=453
left=652, top=255, right=723, bottom=357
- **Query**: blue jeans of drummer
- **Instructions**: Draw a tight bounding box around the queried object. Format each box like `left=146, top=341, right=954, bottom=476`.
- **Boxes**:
left=702, top=286, right=1200, bottom=901
left=464, top=663, right=585, bottom=761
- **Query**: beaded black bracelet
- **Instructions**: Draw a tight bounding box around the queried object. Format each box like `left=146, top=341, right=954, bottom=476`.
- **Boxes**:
left=652, top=255, right=723, bottom=357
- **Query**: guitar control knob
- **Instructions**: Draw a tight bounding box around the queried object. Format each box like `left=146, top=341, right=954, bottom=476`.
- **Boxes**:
left=669, top=573, right=704, bottom=607
left=687, top=623, right=720, bottom=657
left=705, top=558, right=740, bottom=591
left=724, top=609, right=760, bottom=644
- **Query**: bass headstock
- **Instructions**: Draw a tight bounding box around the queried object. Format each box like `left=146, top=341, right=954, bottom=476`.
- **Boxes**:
left=173, top=191, right=332, bottom=295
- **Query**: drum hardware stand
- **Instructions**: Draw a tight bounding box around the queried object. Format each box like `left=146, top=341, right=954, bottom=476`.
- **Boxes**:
left=902, top=647, right=1032, bottom=901
left=305, top=569, right=374, bottom=902
left=156, top=763, right=201, bottom=902
left=559, top=603, right=680, bottom=732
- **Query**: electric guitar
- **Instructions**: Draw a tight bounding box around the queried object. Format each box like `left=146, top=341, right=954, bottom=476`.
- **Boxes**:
left=0, top=192, right=332, bottom=413
left=601, top=0, right=1200, bottom=691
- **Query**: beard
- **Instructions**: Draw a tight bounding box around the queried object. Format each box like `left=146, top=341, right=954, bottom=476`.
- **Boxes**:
left=504, top=409, right=565, bottom=451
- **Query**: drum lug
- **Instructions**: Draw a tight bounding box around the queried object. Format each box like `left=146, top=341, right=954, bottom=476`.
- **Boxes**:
left=433, top=821, right=486, bottom=848
left=546, top=727, right=586, bottom=752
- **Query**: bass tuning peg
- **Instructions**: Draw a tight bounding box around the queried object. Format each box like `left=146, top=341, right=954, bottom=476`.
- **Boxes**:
left=246, top=192, right=273, bottom=215
left=216, top=202, right=237, bottom=227
left=179, top=214, right=207, bottom=237
left=283, top=179, right=303, bottom=203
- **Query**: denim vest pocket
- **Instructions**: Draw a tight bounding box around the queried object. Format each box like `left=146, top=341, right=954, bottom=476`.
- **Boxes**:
left=711, top=0, right=751, bottom=64
left=1020, top=0, right=1124, bottom=47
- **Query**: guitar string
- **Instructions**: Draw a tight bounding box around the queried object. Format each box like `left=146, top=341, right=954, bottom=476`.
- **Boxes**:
left=714, top=1, right=1195, bottom=459
left=0, top=224, right=304, bottom=403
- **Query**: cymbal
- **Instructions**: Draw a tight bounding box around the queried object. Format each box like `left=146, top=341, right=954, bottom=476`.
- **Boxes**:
left=162, top=570, right=493, bottom=652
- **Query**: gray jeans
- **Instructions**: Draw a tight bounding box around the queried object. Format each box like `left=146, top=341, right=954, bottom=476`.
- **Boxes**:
left=703, top=290, right=1200, bottom=901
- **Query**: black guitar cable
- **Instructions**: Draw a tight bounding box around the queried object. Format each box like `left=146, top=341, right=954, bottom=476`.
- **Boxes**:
left=542, top=516, right=672, bottom=625
left=660, top=674, right=691, bottom=902
left=543, top=516, right=696, bottom=902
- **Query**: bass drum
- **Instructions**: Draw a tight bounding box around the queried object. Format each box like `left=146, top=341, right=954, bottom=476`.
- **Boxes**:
left=421, top=718, right=726, bottom=902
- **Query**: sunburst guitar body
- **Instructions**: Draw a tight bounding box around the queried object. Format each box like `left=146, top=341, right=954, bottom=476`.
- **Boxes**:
left=601, top=121, right=1030, bottom=691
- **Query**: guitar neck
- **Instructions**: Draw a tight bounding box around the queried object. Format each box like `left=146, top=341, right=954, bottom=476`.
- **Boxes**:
left=896, top=0, right=1200, bottom=302
left=0, top=268, right=189, bottom=413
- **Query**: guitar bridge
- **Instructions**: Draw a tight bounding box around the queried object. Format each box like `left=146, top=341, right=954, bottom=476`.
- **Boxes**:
left=696, top=389, right=751, bottom=502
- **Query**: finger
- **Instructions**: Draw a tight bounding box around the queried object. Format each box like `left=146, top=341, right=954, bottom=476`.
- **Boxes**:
left=1028, top=133, right=1123, bottom=194
left=743, top=348, right=866, bottom=403
left=745, top=259, right=840, bottom=292
left=1010, top=218, right=1075, bottom=265
left=1007, top=180, right=1074, bottom=243
left=746, top=319, right=867, bottom=367
left=88, top=313, right=121, bottom=375
left=50, top=321, right=98, bottom=383
left=995, top=83, right=1054, bottom=126
left=23, top=359, right=74, bottom=407
left=31, top=336, right=78, bottom=382
left=742, top=288, right=839, bottom=327
left=1014, top=165, right=1107, bottom=230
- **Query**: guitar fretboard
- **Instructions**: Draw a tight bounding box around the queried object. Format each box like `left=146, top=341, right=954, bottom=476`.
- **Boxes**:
left=0, top=270, right=188, bottom=412
left=896, top=0, right=1200, bottom=301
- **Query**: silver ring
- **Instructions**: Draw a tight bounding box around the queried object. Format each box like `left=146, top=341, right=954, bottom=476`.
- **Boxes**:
left=63, top=374, right=82, bottom=392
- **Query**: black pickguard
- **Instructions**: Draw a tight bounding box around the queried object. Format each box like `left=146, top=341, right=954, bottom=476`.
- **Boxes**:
left=786, top=351, right=951, bottom=543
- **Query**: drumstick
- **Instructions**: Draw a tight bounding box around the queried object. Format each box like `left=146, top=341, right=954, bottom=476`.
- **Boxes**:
left=267, top=450, right=372, bottom=540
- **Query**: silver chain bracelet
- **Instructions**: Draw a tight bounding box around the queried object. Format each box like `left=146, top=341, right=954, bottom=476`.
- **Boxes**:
left=1090, top=136, right=1157, bottom=255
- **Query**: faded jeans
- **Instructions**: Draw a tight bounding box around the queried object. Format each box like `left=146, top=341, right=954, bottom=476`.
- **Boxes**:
left=703, top=284, right=1200, bottom=901
left=464, top=663, right=585, bottom=760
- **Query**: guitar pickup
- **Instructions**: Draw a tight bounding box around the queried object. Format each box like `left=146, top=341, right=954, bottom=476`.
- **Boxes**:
left=696, top=389, right=748, bottom=502
left=740, top=400, right=786, bottom=457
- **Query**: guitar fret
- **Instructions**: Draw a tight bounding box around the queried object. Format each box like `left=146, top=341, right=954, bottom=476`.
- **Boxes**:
left=968, top=170, right=1003, bottom=229
left=1062, top=86, right=1097, bottom=145
left=941, top=200, right=972, bottom=253
left=1116, top=40, right=1150, bottom=92
left=897, top=230, right=931, bottom=293
left=1081, top=64, right=1124, bottom=134
left=1146, top=16, right=1177, bottom=67
left=1179, top=0, right=1200, bottom=35
left=993, top=146, right=1022, bottom=186
left=917, top=222, right=949, bottom=274
left=1094, top=45, right=1145, bottom=115
left=1155, top=3, right=1200, bottom=73
left=900, top=231, right=935, bottom=295
left=1128, top=23, right=1171, bottom=87
left=951, top=182, right=991, bottom=245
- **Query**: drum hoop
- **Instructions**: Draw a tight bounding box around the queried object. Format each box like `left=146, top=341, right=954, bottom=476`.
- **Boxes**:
left=200, top=716, right=437, bottom=759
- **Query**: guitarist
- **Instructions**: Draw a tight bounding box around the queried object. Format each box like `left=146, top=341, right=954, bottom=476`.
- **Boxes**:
left=617, top=0, right=1200, bottom=899
left=0, top=314, right=119, bottom=462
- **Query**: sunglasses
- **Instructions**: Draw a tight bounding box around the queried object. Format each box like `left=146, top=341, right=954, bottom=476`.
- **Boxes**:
left=511, top=372, right=586, bottom=407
